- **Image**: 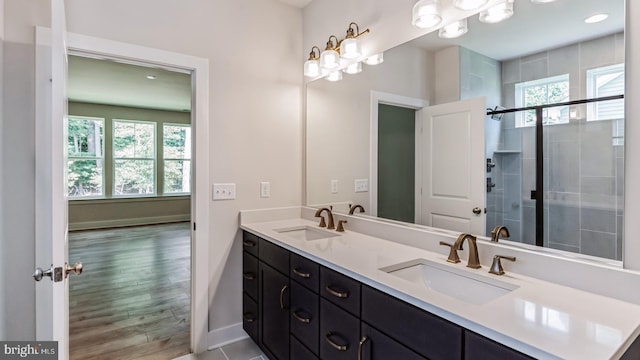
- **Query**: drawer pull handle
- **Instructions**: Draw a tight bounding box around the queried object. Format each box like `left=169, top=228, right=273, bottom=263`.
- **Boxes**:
left=242, top=272, right=255, bottom=280
left=325, top=332, right=348, bottom=351
left=243, top=240, right=256, bottom=247
left=358, top=336, right=369, bottom=360
left=293, top=268, right=311, bottom=278
left=325, top=285, right=349, bottom=298
left=280, top=285, right=288, bottom=310
left=243, top=312, right=255, bottom=323
left=292, top=310, right=312, bottom=324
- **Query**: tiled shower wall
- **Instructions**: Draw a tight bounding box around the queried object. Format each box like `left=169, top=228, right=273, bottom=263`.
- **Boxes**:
left=497, top=32, right=625, bottom=260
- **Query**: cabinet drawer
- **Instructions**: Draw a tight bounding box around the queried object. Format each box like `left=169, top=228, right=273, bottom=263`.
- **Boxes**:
left=243, top=251, right=258, bottom=301
left=290, top=252, right=319, bottom=293
left=464, top=331, right=534, bottom=360
left=291, top=335, right=318, bottom=360
left=259, top=238, right=290, bottom=275
left=361, top=285, right=462, bottom=360
left=320, top=266, right=360, bottom=316
left=319, top=298, right=360, bottom=360
left=361, top=322, right=426, bottom=360
left=290, top=281, right=319, bottom=355
left=242, top=231, right=259, bottom=257
left=243, top=292, right=258, bottom=344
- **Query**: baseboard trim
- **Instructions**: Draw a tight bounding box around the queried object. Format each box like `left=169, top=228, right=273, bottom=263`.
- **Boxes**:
left=69, top=214, right=190, bottom=231
left=208, top=323, right=249, bottom=350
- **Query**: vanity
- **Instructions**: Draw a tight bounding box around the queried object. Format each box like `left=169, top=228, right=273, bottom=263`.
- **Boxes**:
left=239, top=207, right=640, bottom=360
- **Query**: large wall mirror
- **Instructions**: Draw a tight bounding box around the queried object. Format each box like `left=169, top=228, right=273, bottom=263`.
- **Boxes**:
left=306, top=0, right=625, bottom=261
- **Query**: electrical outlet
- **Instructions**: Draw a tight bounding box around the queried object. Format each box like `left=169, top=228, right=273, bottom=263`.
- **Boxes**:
left=260, top=182, right=270, bottom=198
left=212, top=183, right=236, bottom=200
left=354, top=179, right=369, bottom=193
left=331, top=180, right=339, bottom=194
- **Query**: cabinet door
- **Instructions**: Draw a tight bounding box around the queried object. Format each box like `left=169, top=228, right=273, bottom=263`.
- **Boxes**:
left=361, top=285, right=462, bottom=360
left=261, top=263, right=290, bottom=360
left=360, top=322, right=426, bottom=360
left=320, top=298, right=360, bottom=360
left=242, top=231, right=259, bottom=257
left=290, top=281, right=319, bottom=355
left=291, top=335, right=319, bottom=360
left=320, top=266, right=361, bottom=316
left=464, top=331, right=534, bottom=360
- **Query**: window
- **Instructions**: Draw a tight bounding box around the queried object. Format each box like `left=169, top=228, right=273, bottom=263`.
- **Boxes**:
left=67, top=116, right=105, bottom=198
left=587, top=63, right=624, bottom=121
left=113, top=120, right=156, bottom=196
left=515, top=74, right=570, bottom=127
left=163, top=124, right=192, bottom=194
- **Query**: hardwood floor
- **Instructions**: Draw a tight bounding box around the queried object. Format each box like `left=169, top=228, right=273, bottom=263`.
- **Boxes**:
left=69, top=222, right=191, bottom=360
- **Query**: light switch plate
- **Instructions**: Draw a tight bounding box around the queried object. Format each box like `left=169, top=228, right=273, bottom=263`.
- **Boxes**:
left=260, top=182, right=270, bottom=198
left=331, top=180, right=339, bottom=194
left=212, top=183, right=236, bottom=200
left=355, top=179, right=369, bottom=193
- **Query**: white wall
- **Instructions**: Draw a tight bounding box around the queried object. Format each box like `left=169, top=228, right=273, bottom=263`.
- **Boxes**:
left=1, top=0, right=303, bottom=341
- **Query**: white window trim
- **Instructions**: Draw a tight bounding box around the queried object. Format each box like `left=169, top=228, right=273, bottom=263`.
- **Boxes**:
left=587, top=63, right=625, bottom=122
left=163, top=123, right=192, bottom=195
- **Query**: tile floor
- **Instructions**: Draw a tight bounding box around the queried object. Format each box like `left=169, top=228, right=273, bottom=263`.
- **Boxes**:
left=173, top=338, right=267, bottom=360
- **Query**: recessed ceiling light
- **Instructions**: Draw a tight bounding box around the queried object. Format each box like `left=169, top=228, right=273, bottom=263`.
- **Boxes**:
left=584, top=13, right=608, bottom=24
left=146, top=75, right=157, bottom=80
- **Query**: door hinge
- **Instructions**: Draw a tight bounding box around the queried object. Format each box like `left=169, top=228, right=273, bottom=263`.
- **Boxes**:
left=193, top=222, right=196, bottom=231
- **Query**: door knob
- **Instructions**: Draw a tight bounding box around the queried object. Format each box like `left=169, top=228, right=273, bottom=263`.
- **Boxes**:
left=472, top=207, right=482, bottom=215
left=33, top=265, right=63, bottom=282
left=65, top=262, right=83, bottom=278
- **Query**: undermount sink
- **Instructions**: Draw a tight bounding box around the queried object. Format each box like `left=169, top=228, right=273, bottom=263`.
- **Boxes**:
left=274, top=225, right=341, bottom=241
left=380, top=258, right=519, bottom=305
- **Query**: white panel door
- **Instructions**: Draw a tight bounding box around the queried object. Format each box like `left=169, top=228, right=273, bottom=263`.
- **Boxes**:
left=35, top=0, right=72, bottom=358
left=420, top=97, right=485, bottom=234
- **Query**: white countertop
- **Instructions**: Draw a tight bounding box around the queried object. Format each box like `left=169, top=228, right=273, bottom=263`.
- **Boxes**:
left=240, top=216, right=640, bottom=360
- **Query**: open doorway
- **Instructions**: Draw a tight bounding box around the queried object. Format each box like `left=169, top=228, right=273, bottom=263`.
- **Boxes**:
left=66, top=54, right=193, bottom=359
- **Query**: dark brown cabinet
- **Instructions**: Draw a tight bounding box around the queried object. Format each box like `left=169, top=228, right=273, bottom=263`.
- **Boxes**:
left=242, top=230, right=570, bottom=360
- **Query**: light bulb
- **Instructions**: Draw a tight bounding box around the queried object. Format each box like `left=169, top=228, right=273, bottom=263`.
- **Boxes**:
left=320, top=49, right=340, bottom=70
left=340, top=38, right=361, bottom=59
left=438, top=19, right=468, bottom=39
left=479, top=0, right=514, bottom=24
left=343, top=62, right=362, bottom=75
left=412, top=0, right=442, bottom=29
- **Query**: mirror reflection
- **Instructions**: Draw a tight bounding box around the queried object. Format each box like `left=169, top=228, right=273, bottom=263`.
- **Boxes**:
left=305, top=0, right=625, bottom=260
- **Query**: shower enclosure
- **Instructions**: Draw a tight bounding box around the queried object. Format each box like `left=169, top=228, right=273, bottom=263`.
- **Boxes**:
left=485, top=95, right=624, bottom=261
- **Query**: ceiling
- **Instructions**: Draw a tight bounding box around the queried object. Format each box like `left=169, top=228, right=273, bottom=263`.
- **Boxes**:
left=68, top=0, right=623, bottom=111
left=68, top=55, right=192, bottom=112
left=409, top=0, right=624, bottom=61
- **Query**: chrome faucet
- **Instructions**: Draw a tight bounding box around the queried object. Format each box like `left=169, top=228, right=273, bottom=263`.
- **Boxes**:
left=439, top=233, right=481, bottom=269
left=490, top=226, right=510, bottom=242
left=348, top=204, right=365, bottom=215
left=314, top=207, right=335, bottom=230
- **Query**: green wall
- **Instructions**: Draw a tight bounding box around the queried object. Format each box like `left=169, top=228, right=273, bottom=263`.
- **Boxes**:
left=377, top=104, right=416, bottom=223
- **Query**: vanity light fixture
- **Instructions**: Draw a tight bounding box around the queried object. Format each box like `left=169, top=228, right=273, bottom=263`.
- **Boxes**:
left=412, top=0, right=443, bottom=29
left=478, top=0, right=514, bottom=24
left=341, top=22, right=370, bottom=60
left=326, top=70, right=343, bottom=82
left=320, top=35, right=341, bottom=71
left=363, top=53, right=384, bottom=65
left=438, top=18, right=468, bottom=39
left=585, top=13, right=609, bottom=24
left=304, top=46, right=322, bottom=78
left=454, top=0, right=488, bottom=11
left=343, top=62, right=363, bottom=75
